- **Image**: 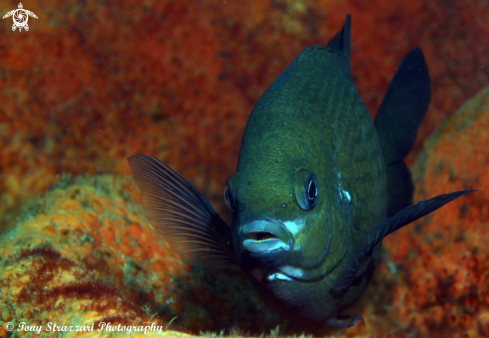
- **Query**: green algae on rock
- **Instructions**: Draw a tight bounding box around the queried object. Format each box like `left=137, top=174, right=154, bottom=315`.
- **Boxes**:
left=0, top=175, right=288, bottom=336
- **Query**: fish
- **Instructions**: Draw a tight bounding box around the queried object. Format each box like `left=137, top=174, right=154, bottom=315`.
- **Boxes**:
left=128, top=15, right=475, bottom=328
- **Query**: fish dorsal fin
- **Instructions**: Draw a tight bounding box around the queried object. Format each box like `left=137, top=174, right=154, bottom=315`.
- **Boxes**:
left=332, top=190, right=475, bottom=290
left=374, top=48, right=431, bottom=216
left=326, top=14, right=351, bottom=73
left=128, top=154, right=238, bottom=269
left=375, top=48, right=431, bottom=163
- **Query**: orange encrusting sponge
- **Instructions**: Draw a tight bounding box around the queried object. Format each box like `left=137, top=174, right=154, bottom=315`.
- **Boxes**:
left=351, top=86, right=489, bottom=338
left=0, top=175, right=289, bottom=337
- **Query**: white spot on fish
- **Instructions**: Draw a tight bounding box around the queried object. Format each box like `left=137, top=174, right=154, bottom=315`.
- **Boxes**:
left=268, top=273, right=293, bottom=281
left=280, top=265, right=304, bottom=278
left=283, top=219, right=305, bottom=235
left=337, top=171, right=352, bottom=203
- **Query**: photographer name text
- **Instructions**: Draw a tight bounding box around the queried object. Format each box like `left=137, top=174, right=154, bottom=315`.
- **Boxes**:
left=7, top=321, right=168, bottom=335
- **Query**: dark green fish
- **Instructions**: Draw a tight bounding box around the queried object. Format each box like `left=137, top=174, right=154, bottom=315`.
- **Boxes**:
left=128, top=15, right=475, bottom=328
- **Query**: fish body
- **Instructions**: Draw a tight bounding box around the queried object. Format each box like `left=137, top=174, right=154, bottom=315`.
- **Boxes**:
left=227, top=22, right=386, bottom=324
left=128, top=15, right=475, bottom=328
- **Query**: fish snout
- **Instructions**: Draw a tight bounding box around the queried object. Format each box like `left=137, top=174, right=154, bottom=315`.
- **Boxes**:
left=241, top=220, right=293, bottom=254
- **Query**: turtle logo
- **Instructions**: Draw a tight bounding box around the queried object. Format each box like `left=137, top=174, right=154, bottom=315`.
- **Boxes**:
left=3, top=3, right=38, bottom=32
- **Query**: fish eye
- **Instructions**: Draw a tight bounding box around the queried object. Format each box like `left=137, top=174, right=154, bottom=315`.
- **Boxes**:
left=307, top=180, right=317, bottom=200
left=294, top=169, right=319, bottom=211
left=224, top=182, right=236, bottom=212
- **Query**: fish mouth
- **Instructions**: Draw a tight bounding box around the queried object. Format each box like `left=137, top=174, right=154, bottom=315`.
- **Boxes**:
left=241, top=220, right=293, bottom=254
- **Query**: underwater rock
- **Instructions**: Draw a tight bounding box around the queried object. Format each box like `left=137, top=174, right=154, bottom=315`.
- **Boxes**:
left=1, top=81, right=488, bottom=337
left=2, top=0, right=489, bottom=239
left=0, top=175, right=288, bottom=337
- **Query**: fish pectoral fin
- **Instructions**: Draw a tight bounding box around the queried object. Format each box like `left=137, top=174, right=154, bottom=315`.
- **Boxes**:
left=128, top=153, right=238, bottom=269
left=358, top=189, right=476, bottom=246
left=326, top=314, right=364, bottom=328
left=333, top=189, right=476, bottom=290
left=357, top=190, right=476, bottom=266
left=330, top=243, right=375, bottom=291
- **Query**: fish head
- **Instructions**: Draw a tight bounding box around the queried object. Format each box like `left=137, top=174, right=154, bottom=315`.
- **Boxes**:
left=224, top=131, right=353, bottom=284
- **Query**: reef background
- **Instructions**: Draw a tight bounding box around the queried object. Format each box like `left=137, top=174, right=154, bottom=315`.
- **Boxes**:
left=1, top=0, right=489, bottom=229
left=1, top=0, right=489, bottom=337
